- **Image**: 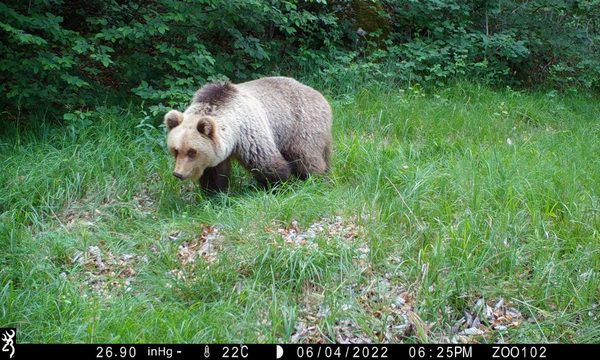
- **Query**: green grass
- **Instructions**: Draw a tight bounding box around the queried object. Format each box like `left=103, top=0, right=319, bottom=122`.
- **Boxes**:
left=1, top=83, right=598, bottom=343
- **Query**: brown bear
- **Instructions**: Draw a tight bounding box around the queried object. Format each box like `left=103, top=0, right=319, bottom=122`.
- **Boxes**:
left=164, top=76, right=332, bottom=192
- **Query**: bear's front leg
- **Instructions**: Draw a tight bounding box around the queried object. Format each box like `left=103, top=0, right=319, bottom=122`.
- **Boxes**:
left=200, top=157, right=231, bottom=193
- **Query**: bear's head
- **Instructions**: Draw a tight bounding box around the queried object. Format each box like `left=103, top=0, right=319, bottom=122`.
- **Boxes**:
left=164, top=109, right=219, bottom=181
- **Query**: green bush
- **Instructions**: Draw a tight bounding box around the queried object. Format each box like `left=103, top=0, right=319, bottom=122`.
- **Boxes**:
left=313, top=0, right=600, bottom=90
left=0, top=0, right=341, bottom=119
left=1, top=0, right=598, bottom=121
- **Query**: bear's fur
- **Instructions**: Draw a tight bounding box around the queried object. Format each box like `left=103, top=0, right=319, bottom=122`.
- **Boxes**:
left=164, top=76, right=332, bottom=191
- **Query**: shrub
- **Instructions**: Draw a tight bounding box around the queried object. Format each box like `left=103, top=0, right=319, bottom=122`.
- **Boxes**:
left=1, top=0, right=598, bottom=122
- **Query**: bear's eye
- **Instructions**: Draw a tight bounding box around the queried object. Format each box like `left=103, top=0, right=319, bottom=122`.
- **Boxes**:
left=187, top=149, right=197, bottom=158
left=172, top=149, right=178, bottom=157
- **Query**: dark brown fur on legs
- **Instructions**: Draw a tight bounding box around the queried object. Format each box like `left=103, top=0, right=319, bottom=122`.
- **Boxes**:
left=284, top=144, right=330, bottom=180
left=292, top=156, right=328, bottom=179
left=200, top=158, right=231, bottom=193
left=248, top=157, right=292, bottom=188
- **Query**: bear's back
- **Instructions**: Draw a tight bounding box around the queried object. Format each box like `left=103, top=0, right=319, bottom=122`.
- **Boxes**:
left=236, top=77, right=332, bottom=143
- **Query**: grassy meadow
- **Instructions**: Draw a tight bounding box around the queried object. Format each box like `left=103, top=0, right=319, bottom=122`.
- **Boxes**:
left=0, top=83, right=598, bottom=343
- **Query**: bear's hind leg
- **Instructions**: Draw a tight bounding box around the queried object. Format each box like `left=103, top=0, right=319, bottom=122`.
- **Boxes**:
left=242, top=152, right=291, bottom=188
left=283, top=136, right=331, bottom=179
left=200, top=157, right=231, bottom=193
left=252, top=158, right=292, bottom=188
left=289, top=148, right=329, bottom=179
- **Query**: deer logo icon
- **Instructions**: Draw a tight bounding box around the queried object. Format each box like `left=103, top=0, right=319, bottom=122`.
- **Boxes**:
left=1, top=329, right=15, bottom=359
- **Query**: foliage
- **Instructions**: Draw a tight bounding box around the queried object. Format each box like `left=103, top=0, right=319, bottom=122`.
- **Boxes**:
left=309, top=0, right=600, bottom=90
left=0, top=0, right=339, bottom=118
left=1, top=0, right=599, bottom=120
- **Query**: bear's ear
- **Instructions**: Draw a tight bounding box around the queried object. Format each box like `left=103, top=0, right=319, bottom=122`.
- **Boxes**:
left=164, top=110, right=183, bottom=131
left=196, top=117, right=216, bottom=139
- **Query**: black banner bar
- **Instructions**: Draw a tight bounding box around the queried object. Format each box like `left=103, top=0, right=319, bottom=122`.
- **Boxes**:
left=8, top=344, right=597, bottom=360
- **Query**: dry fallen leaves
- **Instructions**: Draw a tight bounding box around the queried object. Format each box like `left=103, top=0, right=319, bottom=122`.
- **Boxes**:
left=276, top=216, right=427, bottom=343
left=290, top=282, right=372, bottom=344
left=175, top=225, right=222, bottom=266
left=273, top=215, right=363, bottom=248
left=56, top=175, right=162, bottom=227
left=163, top=225, right=224, bottom=283
left=58, top=208, right=99, bottom=228
left=71, top=245, right=148, bottom=296
left=356, top=274, right=425, bottom=342
left=450, top=298, right=526, bottom=343
left=290, top=270, right=421, bottom=344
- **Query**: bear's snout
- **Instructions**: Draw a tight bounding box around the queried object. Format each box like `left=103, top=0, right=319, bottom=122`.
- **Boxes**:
left=172, top=172, right=185, bottom=180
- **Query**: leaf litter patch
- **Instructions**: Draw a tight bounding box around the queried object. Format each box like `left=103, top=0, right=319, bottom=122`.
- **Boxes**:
left=275, top=215, right=422, bottom=343
left=272, top=215, right=363, bottom=247
left=290, top=273, right=421, bottom=343
left=276, top=216, right=529, bottom=343
left=290, top=282, right=375, bottom=344
left=58, top=208, right=101, bottom=228
left=70, top=245, right=148, bottom=296
left=355, top=273, right=426, bottom=342
left=56, top=175, right=161, bottom=227
left=167, top=225, right=223, bottom=281
left=447, top=298, right=526, bottom=343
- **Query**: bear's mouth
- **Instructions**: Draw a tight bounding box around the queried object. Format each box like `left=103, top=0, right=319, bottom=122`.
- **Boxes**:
left=172, top=166, right=205, bottom=181
left=172, top=171, right=187, bottom=180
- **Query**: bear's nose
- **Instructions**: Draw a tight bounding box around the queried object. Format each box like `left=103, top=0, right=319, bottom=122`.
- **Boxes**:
left=172, top=172, right=185, bottom=180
